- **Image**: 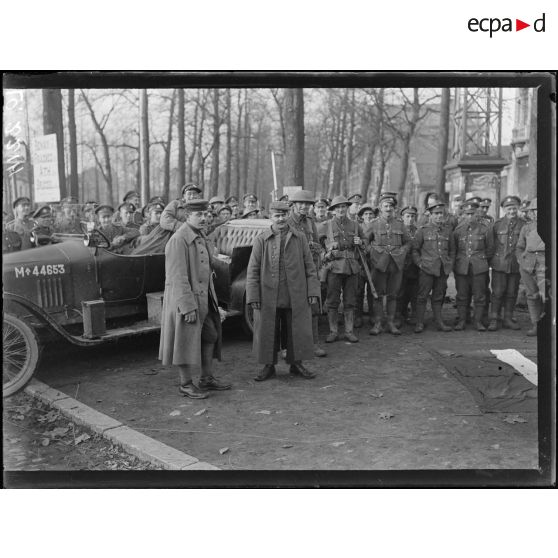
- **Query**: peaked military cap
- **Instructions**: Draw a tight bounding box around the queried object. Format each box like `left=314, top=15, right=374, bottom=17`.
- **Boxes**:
left=519, top=199, right=531, bottom=211
left=243, top=193, right=258, bottom=202
left=379, top=192, right=398, bottom=206
left=149, top=195, right=165, bottom=204
left=278, top=194, right=290, bottom=202
left=181, top=183, right=202, bottom=195
left=401, top=205, right=419, bottom=215
left=12, top=196, right=31, bottom=208
left=225, top=196, right=238, bottom=205
left=123, top=190, right=140, bottom=202
left=60, top=196, right=79, bottom=205
left=32, top=205, right=53, bottom=219
left=95, top=204, right=115, bottom=215
left=462, top=200, right=480, bottom=214
left=118, top=202, right=136, bottom=212
left=500, top=195, right=521, bottom=208
left=218, top=204, right=232, bottom=214
left=348, top=193, right=363, bottom=202
left=241, top=208, right=260, bottom=218
left=480, top=198, right=492, bottom=207
left=184, top=199, right=209, bottom=211
left=289, top=190, right=316, bottom=204
left=315, top=198, right=328, bottom=207
left=209, top=196, right=225, bottom=205
left=426, top=200, right=445, bottom=211
left=467, top=196, right=483, bottom=205
left=149, top=202, right=165, bottom=212
left=358, top=203, right=376, bottom=217
left=269, top=201, right=290, bottom=213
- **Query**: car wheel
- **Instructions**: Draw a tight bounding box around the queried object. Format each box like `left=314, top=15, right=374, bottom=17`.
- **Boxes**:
left=3, top=314, right=41, bottom=397
left=241, top=294, right=255, bottom=337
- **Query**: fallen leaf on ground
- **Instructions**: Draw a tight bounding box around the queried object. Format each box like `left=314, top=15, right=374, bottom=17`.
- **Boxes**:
left=255, top=410, right=271, bottom=415
left=41, top=438, right=50, bottom=447
left=491, top=444, right=501, bottom=450
left=194, top=408, right=207, bottom=416
left=48, top=427, right=69, bottom=438
left=503, top=415, right=527, bottom=424
left=369, top=392, right=384, bottom=398
left=74, top=433, right=91, bottom=445
left=331, top=441, right=345, bottom=447
left=219, top=447, right=229, bottom=455
left=143, top=369, right=159, bottom=375
left=378, top=412, right=394, bottom=420
left=282, top=444, right=293, bottom=449
left=169, top=410, right=181, bottom=417
left=321, top=385, right=335, bottom=390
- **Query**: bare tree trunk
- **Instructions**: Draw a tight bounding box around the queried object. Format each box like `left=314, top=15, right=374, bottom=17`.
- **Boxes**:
left=283, top=88, right=305, bottom=187
left=345, top=89, right=356, bottom=188
left=177, top=88, right=185, bottom=197
left=163, top=90, right=177, bottom=202
left=271, top=89, right=286, bottom=152
left=81, top=90, right=114, bottom=205
left=67, top=89, right=79, bottom=200
left=42, top=89, right=67, bottom=199
left=225, top=89, right=232, bottom=198
left=332, top=96, right=347, bottom=195
left=195, top=91, right=207, bottom=187
left=209, top=89, right=221, bottom=198
left=359, top=141, right=376, bottom=201
left=234, top=90, right=242, bottom=199
left=396, top=88, right=421, bottom=198
left=139, top=89, right=150, bottom=205
left=435, top=88, right=451, bottom=198
left=187, top=91, right=199, bottom=182
left=242, top=90, right=250, bottom=193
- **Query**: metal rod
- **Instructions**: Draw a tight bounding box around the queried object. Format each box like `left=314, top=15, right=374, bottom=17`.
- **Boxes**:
left=271, top=150, right=278, bottom=201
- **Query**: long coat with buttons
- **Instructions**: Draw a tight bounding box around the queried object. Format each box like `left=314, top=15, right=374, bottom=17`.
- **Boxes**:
left=453, top=219, right=494, bottom=275
left=490, top=216, right=525, bottom=274
left=246, top=226, right=321, bottom=364
left=158, top=223, right=221, bottom=366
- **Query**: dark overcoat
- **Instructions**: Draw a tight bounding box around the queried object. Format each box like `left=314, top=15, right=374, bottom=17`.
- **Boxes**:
left=246, top=226, right=321, bottom=364
left=158, top=223, right=222, bottom=366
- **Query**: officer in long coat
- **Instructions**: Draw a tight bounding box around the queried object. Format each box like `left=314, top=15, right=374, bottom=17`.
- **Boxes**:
left=515, top=198, right=545, bottom=336
left=453, top=200, right=495, bottom=331
left=412, top=200, right=456, bottom=333
left=159, top=199, right=230, bottom=399
left=487, top=195, right=525, bottom=331
left=246, top=201, right=321, bottom=382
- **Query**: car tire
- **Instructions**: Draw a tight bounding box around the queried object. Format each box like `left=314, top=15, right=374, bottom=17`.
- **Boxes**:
left=3, top=314, right=41, bottom=397
left=241, top=294, right=255, bottom=337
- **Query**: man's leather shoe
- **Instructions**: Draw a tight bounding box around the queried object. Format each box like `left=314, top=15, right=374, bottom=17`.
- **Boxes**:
left=179, top=382, right=209, bottom=399
left=198, top=375, right=232, bottom=391
left=414, top=323, right=425, bottom=333
left=254, top=365, right=276, bottom=382
left=289, top=362, right=316, bottom=379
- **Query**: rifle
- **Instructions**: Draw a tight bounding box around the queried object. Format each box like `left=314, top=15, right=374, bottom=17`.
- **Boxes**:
left=356, top=245, right=378, bottom=299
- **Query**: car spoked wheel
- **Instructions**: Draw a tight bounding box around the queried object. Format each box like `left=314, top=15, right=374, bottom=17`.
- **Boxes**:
left=3, top=314, right=41, bottom=397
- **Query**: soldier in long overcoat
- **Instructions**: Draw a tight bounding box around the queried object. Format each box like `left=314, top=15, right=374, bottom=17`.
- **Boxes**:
left=246, top=201, right=321, bottom=381
left=158, top=199, right=229, bottom=399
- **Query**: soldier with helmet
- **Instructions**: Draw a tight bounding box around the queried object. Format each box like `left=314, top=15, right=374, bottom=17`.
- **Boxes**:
left=395, top=205, right=420, bottom=328
left=367, top=192, right=411, bottom=336
left=412, top=200, right=456, bottom=333
left=487, top=195, right=525, bottom=331
left=453, top=200, right=495, bottom=331
left=322, top=195, right=366, bottom=343
left=286, top=189, right=326, bottom=357
left=516, top=197, right=545, bottom=336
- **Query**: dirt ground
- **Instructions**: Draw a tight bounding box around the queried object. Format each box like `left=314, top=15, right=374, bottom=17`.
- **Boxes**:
left=3, top=391, right=161, bottom=471
left=12, top=303, right=538, bottom=472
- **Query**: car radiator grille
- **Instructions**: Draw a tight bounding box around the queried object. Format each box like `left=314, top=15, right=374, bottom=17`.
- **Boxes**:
left=36, top=276, right=65, bottom=308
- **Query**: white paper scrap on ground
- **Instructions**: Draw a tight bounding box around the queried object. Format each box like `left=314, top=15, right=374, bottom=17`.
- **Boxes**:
left=490, top=349, right=538, bottom=386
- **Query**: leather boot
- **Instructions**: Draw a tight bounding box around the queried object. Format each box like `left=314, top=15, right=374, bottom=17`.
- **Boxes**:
left=385, top=300, right=401, bottom=335
left=487, top=298, right=500, bottom=331
left=526, top=297, right=541, bottom=336
left=454, top=306, right=467, bottom=331
left=503, top=300, right=521, bottom=330
left=474, top=306, right=487, bottom=331
left=369, top=299, right=384, bottom=335
left=326, top=310, right=339, bottom=343
left=414, top=303, right=426, bottom=333
left=354, top=309, right=363, bottom=329
left=343, top=310, right=359, bottom=343
left=432, top=304, right=452, bottom=332
left=312, top=315, right=326, bottom=356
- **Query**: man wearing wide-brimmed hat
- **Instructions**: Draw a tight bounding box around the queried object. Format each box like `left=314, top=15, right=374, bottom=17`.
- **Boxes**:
left=367, top=192, right=411, bottom=336
left=286, top=189, right=327, bottom=357
left=516, top=198, right=545, bottom=336
left=159, top=199, right=231, bottom=399
left=487, top=195, right=525, bottom=331
left=321, top=195, right=365, bottom=343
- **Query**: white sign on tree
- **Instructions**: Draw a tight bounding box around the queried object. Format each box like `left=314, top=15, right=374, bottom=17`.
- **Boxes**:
left=32, top=134, right=60, bottom=202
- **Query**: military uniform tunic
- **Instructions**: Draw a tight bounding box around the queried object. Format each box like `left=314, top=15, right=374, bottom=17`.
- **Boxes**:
left=515, top=221, right=545, bottom=301
left=5, top=217, right=36, bottom=250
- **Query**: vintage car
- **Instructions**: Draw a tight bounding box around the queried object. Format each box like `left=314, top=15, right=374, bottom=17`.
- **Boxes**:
left=2, top=218, right=271, bottom=397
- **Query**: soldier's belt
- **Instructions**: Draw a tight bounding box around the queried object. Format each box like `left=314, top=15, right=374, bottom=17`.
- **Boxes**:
left=334, top=250, right=356, bottom=259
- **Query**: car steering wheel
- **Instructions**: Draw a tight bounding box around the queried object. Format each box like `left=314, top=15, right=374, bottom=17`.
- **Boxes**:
left=85, top=227, right=111, bottom=248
